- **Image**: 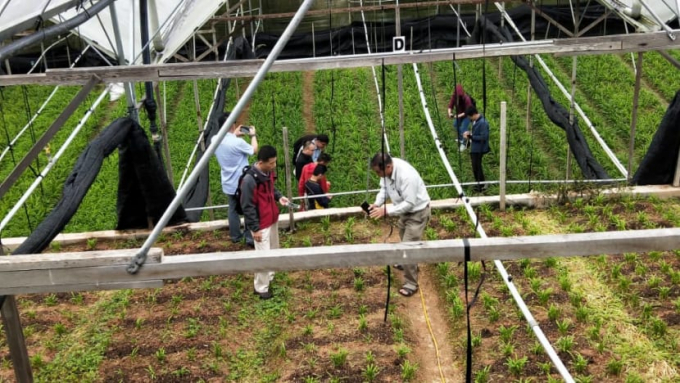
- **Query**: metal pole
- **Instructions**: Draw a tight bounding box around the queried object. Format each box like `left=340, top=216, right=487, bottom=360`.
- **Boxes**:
left=526, top=7, right=535, bottom=133
left=396, top=1, right=405, bottom=159
left=500, top=101, right=507, bottom=211
left=128, top=0, right=315, bottom=274
left=312, top=22, right=315, bottom=58
left=283, top=127, right=295, bottom=231
left=628, top=52, right=643, bottom=181
left=2, top=296, right=32, bottom=383
left=109, top=1, right=138, bottom=122
left=154, top=82, right=174, bottom=183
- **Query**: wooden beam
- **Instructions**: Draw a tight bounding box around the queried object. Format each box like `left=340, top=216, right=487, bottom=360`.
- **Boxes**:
left=1, top=296, right=32, bottom=383
left=659, top=50, right=680, bottom=70
left=211, top=0, right=485, bottom=22
left=1, top=228, right=679, bottom=295
left=1, top=30, right=678, bottom=86
left=0, top=76, right=99, bottom=200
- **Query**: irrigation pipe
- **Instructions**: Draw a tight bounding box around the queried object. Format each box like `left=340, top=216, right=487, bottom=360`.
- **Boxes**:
left=0, top=45, right=92, bottom=164
left=411, top=62, right=575, bottom=382
left=358, top=0, right=391, bottom=154
left=0, top=86, right=112, bottom=234
left=127, top=0, right=316, bottom=274
left=495, top=3, right=628, bottom=178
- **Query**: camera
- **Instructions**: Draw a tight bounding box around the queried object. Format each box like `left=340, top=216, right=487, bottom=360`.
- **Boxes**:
left=239, top=126, right=252, bottom=134
left=361, top=201, right=371, bottom=214
left=287, top=202, right=301, bottom=210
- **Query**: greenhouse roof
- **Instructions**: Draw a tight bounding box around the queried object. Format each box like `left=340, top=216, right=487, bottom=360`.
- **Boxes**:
left=0, top=0, right=224, bottom=64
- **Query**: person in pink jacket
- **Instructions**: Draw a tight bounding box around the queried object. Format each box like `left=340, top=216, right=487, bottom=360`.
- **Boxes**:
left=447, top=84, right=474, bottom=152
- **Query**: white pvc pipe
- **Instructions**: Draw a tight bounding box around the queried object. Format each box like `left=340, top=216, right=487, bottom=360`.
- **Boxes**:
left=0, top=86, right=112, bottom=234
left=359, top=0, right=390, bottom=154
left=495, top=4, right=628, bottom=178
left=0, top=45, right=92, bottom=164
left=411, top=63, right=575, bottom=383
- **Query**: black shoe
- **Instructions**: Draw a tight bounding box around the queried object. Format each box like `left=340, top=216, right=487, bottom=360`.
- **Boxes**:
left=256, top=290, right=273, bottom=300
left=246, top=241, right=255, bottom=248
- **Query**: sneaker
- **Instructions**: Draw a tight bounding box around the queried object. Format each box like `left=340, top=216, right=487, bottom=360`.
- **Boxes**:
left=459, top=144, right=467, bottom=152
left=254, top=290, right=273, bottom=300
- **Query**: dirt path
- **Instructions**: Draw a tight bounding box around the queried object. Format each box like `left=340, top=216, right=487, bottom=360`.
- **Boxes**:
left=234, top=79, right=253, bottom=127
left=302, top=71, right=316, bottom=133
left=387, top=227, right=463, bottom=382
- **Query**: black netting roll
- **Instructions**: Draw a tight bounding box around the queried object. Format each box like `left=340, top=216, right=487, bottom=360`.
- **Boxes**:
left=632, top=91, right=680, bottom=185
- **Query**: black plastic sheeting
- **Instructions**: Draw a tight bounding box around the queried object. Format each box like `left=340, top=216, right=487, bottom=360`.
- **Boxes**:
left=13, top=118, right=187, bottom=255
left=632, top=91, right=680, bottom=185
left=253, top=4, right=628, bottom=59
left=468, top=15, right=610, bottom=180
left=181, top=38, right=256, bottom=222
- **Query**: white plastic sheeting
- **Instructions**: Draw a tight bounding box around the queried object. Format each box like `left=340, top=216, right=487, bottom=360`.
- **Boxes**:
left=597, top=0, right=679, bottom=32
left=0, top=0, right=225, bottom=64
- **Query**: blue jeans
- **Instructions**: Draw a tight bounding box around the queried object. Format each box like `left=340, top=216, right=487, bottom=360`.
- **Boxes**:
left=228, top=194, right=252, bottom=244
left=454, top=117, right=471, bottom=144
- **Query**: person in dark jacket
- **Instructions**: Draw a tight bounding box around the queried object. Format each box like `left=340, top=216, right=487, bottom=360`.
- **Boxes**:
left=447, top=84, right=474, bottom=152
left=294, top=141, right=315, bottom=181
left=240, top=145, right=290, bottom=299
left=463, top=106, right=490, bottom=192
left=304, top=164, right=331, bottom=210
left=293, top=133, right=329, bottom=162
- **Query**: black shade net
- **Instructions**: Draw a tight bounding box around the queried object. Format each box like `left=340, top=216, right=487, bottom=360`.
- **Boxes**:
left=632, top=90, right=680, bottom=185
left=468, top=15, right=610, bottom=180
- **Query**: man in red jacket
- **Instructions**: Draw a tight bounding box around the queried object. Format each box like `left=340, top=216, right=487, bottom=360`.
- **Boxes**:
left=240, top=145, right=289, bottom=300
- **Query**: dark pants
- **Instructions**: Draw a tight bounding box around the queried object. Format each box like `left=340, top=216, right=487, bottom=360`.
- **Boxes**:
left=470, top=152, right=485, bottom=190
left=228, top=194, right=253, bottom=244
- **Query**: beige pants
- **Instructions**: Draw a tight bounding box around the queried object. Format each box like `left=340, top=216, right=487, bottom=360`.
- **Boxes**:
left=252, top=222, right=279, bottom=293
left=397, top=206, right=431, bottom=291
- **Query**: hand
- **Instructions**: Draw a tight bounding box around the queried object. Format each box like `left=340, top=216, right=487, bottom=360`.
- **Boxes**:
left=249, top=126, right=257, bottom=136
left=369, top=206, right=387, bottom=219
left=279, top=196, right=290, bottom=206
left=235, top=125, right=245, bottom=137
left=252, top=230, right=263, bottom=242
left=463, top=131, right=471, bottom=138
left=447, top=112, right=453, bottom=119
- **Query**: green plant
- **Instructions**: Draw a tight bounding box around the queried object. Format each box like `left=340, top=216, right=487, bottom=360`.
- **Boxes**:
left=474, top=365, right=491, bottom=383
left=303, top=324, right=313, bottom=336
left=330, top=347, right=349, bottom=368
left=488, top=307, right=500, bottom=322
left=501, top=342, right=514, bottom=357
left=544, top=257, right=558, bottom=268
left=425, top=227, right=439, bottom=240
left=505, top=356, right=528, bottom=376
left=365, top=350, right=376, bottom=364
left=86, top=238, right=97, bottom=250
left=395, top=344, right=411, bottom=359
left=471, top=332, right=482, bottom=347
left=362, top=363, right=380, bottom=382
left=537, top=288, right=552, bottom=306
left=575, top=306, right=590, bottom=323
left=573, top=353, right=588, bottom=374
left=401, top=360, right=418, bottom=381
left=647, top=275, right=662, bottom=289
left=523, top=266, right=538, bottom=279
left=531, top=341, right=543, bottom=355
left=658, top=286, right=671, bottom=299
left=358, top=314, right=368, bottom=332
left=328, top=305, right=342, bottom=319
left=344, top=217, right=355, bottom=243
left=649, top=316, right=667, bottom=337
left=354, top=277, right=365, bottom=292
left=444, top=273, right=458, bottom=288
left=548, top=304, right=561, bottom=321
left=606, top=358, right=623, bottom=375
left=556, top=319, right=571, bottom=336
left=559, top=275, right=572, bottom=292
left=555, top=336, right=574, bottom=353
left=539, top=361, right=552, bottom=375
left=44, top=294, right=58, bottom=306
left=155, top=347, right=166, bottom=363
left=498, top=324, right=518, bottom=343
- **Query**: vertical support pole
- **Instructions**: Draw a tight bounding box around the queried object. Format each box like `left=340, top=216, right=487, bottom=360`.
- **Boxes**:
left=312, top=22, right=316, bottom=58
left=154, top=82, right=174, bottom=184
left=526, top=7, right=535, bottom=133
left=2, top=296, right=33, bottom=383
left=566, top=56, right=577, bottom=180
left=109, top=1, right=138, bottom=122
left=628, top=52, right=643, bottom=181
left=500, top=101, right=507, bottom=211
left=498, top=2, right=504, bottom=78
left=190, top=37, right=215, bottom=220
left=396, top=2, right=405, bottom=159
left=282, top=127, right=295, bottom=231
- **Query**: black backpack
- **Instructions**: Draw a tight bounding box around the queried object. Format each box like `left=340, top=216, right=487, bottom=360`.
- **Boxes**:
left=234, top=166, right=253, bottom=215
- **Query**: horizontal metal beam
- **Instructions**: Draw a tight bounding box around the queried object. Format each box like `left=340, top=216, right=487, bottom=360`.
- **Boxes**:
left=1, top=228, right=679, bottom=295
left=211, top=0, right=485, bottom=23
left=1, top=30, right=678, bottom=86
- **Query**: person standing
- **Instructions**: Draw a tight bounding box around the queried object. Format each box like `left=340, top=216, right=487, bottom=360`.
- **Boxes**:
left=294, top=141, right=315, bottom=182
left=304, top=164, right=332, bottom=210
left=213, top=113, right=257, bottom=246
left=463, top=106, right=490, bottom=192
left=367, top=152, right=431, bottom=297
left=240, top=145, right=290, bottom=300
left=293, top=133, right=329, bottom=162
left=447, top=84, right=474, bottom=152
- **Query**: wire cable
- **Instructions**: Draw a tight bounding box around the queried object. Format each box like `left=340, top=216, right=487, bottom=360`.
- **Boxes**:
left=419, top=285, right=446, bottom=383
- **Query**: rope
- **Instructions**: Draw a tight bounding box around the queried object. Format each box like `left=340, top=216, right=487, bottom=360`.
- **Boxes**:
left=419, top=285, right=446, bottom=383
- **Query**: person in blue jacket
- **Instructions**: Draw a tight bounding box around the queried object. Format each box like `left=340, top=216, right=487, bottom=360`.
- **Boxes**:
left=463, top=106, right=490, bottom=192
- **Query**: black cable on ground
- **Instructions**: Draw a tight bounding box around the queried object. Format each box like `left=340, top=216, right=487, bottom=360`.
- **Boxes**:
left=380, top=59, right=392, bottom=323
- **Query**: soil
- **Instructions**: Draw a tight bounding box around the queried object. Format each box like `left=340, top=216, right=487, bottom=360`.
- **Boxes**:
left=1, top=197, right=680, bottom=382
left=302, top=71, right=316, bottom=133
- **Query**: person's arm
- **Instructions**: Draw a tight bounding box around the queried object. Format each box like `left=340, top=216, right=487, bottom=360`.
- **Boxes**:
left=372, top=178, right=387, bottom=207
left=387, top=177, right=417, bottom=216
left=240, top=176, right=259, bottom=233
left=298, top=175, right=306, bottom=196
left=249, top=126, right=259, bottom=154
left=447, top=93, right=455, bottom=117
left=320, top=176, right=330, bottom=193
left=471, top=120, right=489, bottom=142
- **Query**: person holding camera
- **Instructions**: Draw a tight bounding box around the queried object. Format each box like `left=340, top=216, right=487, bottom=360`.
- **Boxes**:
left=240, top=146, right=290, bottom=300
left=295, top=141, right=315, bottom=181
left=462, top=106, right=490, bottom=193
left=448, top=84, right=474, bottom=152
left=213, top=113, right=258, bottom=247
left=367, top=152, right=431, bottom=298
